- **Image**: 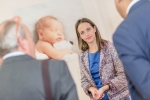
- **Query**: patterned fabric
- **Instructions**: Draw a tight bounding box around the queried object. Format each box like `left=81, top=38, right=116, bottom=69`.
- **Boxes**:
left=79, top=41, right=130, bottom=100
left=88, top=52, right=109, bottom=100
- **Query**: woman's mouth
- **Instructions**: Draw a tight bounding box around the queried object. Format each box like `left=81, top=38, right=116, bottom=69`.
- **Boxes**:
left=86, top=36, right=92, bottom=40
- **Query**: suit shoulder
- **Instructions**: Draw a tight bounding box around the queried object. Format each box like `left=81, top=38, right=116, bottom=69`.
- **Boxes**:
left=48, top=59, right=65, bottom=63
left=48, top=59, right=66, bottom=66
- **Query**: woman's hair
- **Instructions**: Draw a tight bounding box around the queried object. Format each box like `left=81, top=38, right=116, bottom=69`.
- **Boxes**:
left=75, top=18, right=105, bottom=52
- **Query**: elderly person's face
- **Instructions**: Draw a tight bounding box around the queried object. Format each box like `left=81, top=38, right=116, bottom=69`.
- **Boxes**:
left=12, top=16, right=35, bottom=58
left=21, top=24, right=35, bottom=58
left=0, top=58, right=2, bottom=65
left=13, top=16, right=35, bottom=58
left=0, top=17, right=36, bottom=58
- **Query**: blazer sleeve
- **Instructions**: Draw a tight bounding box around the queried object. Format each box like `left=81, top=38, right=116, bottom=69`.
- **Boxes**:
left=113, top=23, right=150, bottom=99
left=78, top=53, right=93, bottom=97
left=60, top=61, right=79, bottom=100
left=104, top=42, right=128, bottom=92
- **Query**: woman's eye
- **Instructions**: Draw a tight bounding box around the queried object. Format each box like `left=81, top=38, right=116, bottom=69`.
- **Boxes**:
left=80, top=32, right=84, bottom=35
left=87, top=28, right=90, bottom=31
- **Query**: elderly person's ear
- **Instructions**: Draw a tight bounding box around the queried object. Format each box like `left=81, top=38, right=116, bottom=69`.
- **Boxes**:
left=0, top=58, right=2, bottom=65
left=17, top=36, right=27, bottom=51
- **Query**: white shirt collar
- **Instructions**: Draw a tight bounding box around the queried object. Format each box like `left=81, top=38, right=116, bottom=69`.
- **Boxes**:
left=3, top=52, right=25, bottom=60
left=126, top=0, right=140, bottom=14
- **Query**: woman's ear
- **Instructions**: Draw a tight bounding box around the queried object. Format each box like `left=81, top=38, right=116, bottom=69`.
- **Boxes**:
left=38, top=30, right=44, bottom=40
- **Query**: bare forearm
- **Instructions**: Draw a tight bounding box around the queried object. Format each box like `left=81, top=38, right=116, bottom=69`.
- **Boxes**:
left=88, top=87, right=97, bottom=92
left=48, top=49, right=71, bottom=59
left=56, top=49, right=72, bottom=59
left=101, top=85, right=109, bottom=92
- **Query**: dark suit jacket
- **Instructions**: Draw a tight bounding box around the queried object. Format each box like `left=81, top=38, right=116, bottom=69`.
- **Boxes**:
left=113, top=0, right=150, bottom=100
left=0, top=54, right=78, bottom=100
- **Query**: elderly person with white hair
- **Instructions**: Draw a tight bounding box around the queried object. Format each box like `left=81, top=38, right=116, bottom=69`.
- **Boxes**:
left=0, top=16, right=78, bottom=100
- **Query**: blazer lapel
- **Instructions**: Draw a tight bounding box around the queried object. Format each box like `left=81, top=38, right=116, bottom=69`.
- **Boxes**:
left=99, top=49, right=104, bottom=77
left=83, top=50, right=90, bottom=72
left=82, top=50, right=96, bottom=87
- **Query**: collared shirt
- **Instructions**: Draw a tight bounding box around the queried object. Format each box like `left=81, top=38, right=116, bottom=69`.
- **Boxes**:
left=126, top=0, right=140, bottom=14
left=3, top=52, right=25, bottom=60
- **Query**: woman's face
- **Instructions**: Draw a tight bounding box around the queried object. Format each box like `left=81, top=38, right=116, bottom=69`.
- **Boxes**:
left=78, top=22, right=96, bottom=44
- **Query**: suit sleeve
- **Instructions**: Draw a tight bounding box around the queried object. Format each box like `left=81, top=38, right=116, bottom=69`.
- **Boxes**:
left=60, top=60, right=79, bottom=100
left=113, top=23, right=150, bottom=99
left=103, top=42, right=128, bottom=92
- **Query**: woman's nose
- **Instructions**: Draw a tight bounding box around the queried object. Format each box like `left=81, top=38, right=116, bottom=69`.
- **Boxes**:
left=85, top=31, right=89, bottom=36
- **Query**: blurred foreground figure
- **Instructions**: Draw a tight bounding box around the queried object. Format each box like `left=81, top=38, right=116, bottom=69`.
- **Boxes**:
left=113, top=0, right=150, bottom=100
left=0, top=17, right=78, bottom=100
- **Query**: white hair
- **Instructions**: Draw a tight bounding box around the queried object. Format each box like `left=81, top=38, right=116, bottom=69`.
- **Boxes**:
left=0, top=21, right=26, bottom=56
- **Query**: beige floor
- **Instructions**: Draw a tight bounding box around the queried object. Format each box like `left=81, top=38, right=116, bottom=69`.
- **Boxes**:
left=66, top=59, right=89, bottom=100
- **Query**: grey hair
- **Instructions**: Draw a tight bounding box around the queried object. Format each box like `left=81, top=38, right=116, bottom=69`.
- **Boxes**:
left=0, top=21, right=26, bottom=57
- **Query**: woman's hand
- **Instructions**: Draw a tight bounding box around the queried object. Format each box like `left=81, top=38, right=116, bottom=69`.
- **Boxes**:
left=97, top=88, right=105, bottom=100
left=97, top=85, right=109, bottom=100
left=88, top=87, right=100, bottom=100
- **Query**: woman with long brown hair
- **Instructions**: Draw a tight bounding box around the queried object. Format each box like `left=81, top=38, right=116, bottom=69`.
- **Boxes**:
left=75, top=18, right=130, bottom=100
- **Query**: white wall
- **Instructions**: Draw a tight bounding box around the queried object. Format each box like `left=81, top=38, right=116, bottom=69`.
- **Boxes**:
left=0, top=0, right=123, bottom=46
left=0, top=0, right=46, bottom=23
left=81, top=0, right=123, bottom=42
left=0, top=0, right=87, bottom=52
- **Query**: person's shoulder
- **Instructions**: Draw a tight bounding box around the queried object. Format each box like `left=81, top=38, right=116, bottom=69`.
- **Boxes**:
left=113, top=18, right=131, bottom=39
left=48, top=59, right=67, bottom=68
left=37, top=41, right=54, bottom=51
left=38, top=41, right=52, bottom=47
left=107, top=41, right=113, bottom=45
left=48, top=59, right=65, bottom=64
left=47, top=59, right=69, bottom=74
left=103, top=41, right=114, bottom=49
left=78, top=50, right=87, bottom=57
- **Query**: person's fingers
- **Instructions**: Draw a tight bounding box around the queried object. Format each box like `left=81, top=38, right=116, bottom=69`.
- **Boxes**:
left=99, top=93, right=105, bottom=99
left=102, top=93, right=105, bottom=97
left=95, top=94, right=101, bottom=100
left=12, top=16, right=21, bottom=22
left=93, top=92, right=99, bottom=99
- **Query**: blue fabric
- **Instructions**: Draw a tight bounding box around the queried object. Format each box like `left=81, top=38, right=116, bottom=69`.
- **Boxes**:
left=113, top=0, right=150, bottom=100
left=88, top=51, right=109, bottom=100
left=125, top=97, right=131, bottom=100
